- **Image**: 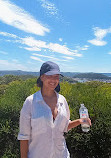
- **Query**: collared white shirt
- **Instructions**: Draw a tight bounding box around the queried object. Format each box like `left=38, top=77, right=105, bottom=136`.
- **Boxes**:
left=18, top=90, right=70, bottom=158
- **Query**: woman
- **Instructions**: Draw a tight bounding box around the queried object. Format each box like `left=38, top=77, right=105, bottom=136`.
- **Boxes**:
left=18, top=61, right=91, bottom=158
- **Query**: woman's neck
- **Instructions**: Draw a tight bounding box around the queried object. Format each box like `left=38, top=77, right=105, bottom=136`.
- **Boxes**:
left=41, top=87, right=55, bottom=98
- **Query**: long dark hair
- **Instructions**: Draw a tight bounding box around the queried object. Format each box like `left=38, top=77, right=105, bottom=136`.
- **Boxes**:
left=37, top=77, right=43, bottom=88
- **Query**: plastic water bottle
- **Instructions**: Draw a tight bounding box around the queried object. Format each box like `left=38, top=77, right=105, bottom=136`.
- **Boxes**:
left=79, top=104, right=90, bottom=132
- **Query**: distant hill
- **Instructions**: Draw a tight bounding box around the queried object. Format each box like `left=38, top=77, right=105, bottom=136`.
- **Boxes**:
left=0, top=70, right=39, bottom=76
left=0, top=70, right=79, bottom=77
left=0, top=70, right=111, bottom=79
left=73, top=73, right=111, bottom=79
left=61, top=72, right=79, bottom=77
left=103, top=73, right=111, bottom=77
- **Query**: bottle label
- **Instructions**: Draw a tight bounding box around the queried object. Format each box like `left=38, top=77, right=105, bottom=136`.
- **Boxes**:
left=80, top=109, right=88, bottom=118
left=82, top=113, right=87, bottom=117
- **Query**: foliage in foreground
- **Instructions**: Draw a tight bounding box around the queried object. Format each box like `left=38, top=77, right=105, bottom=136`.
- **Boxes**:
left=0, top=77, right=111, bottom=158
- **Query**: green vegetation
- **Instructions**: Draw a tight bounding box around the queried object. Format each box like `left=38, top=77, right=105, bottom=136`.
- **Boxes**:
left=0, top=75, right=111, bottom=158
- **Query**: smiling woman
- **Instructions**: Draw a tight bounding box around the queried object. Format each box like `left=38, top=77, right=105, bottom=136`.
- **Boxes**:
left=17, top=61, right=91, bottom=158
left=41, top=74, right=60, bottom=90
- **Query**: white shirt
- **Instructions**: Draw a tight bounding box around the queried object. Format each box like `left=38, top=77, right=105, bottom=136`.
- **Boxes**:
left=18, top=90, right=70, bottom=158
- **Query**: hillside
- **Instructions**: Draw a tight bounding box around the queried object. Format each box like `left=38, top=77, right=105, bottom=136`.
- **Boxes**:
left=0, top=70, right=111, bottom=79
left=73, top=72, right=111, bottom=79
left=0, top=71, right=79, bottom=77
left=0, top=70, right=39, bottom=76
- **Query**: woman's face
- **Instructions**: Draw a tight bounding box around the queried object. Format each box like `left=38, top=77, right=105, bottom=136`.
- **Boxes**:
left=40, top=74, right=60, bottom=90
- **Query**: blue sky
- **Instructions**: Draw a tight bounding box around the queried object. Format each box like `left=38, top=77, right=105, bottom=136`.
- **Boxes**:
left=0, top=0, right=111, bottom=72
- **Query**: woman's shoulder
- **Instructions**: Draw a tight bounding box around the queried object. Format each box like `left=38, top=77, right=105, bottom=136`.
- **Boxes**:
left=22, top=91, right=40, bottom=110
left=25, top=90, right=40, bottom=102
left=58, top=93, right=66, bottom=101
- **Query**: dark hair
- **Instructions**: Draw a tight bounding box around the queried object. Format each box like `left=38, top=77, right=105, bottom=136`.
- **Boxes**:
left=37, top=77, right=43, bottom=88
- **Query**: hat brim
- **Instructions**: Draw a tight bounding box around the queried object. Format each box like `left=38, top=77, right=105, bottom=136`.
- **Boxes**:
left=45, top=71, right=63, bottom=77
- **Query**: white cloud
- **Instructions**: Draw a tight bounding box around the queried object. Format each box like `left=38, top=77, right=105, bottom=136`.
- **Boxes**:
left=0, top=59, right=27, bottom=70
left=88, top=39, right=107, bottom=46
left=63, top=56, right=74, bottom=60
left=88, top=27, right=111, bottom=46
left=108, top=52, right=111, bottom=55
left=80, top=45, right=89, bottom=51
left=40, top=0, right=58, bottom=16
left=12, top=59, right=19, bottom=63
left=32, top=53, right=54, bottom=58
left=47, top=43, right=74, bottom=55
left=94, top=27, right=108, bottom=39
left=0, top=31, right=83, bottom=57
left=30, top=56, right=44, bottom=62
left=0, top=50, right=8, bottom=55
left=59, top=38, right=63, bottom=42
left=0, top=31, right=18, bottom=38
left=32, top=53, right=67, bottom=61
left=84, top=45, right=89, bottom=48
left=75, top=45, right=89, bottom=52
left=23, top=47, right=41, bottom=51
left=80, top=47, right=88, bottom=50
left=21, top=37, right=47, bottom=48
left=0, top=0, right=49, bottom=36
left=47, top=43, right=82, bottom=56
left=74, top=53, right=82, bottom=57
left=18, top=36, right=82, bottom=56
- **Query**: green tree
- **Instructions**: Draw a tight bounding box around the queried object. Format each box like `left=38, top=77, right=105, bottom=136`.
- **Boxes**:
left=0, top=78, right=37, bottom=157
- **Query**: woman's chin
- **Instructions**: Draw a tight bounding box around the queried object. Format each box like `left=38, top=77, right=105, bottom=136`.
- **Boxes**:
left=48, top=85, right=57, bottom=90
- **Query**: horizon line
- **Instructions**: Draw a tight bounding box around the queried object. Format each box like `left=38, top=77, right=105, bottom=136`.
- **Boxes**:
left=0, top=70, right=111, bottom=74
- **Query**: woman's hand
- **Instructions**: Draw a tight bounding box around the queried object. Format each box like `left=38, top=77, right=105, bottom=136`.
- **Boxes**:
left=79, top=118, right=92, bottom=126
left=68, top=118, right=91, bottom=131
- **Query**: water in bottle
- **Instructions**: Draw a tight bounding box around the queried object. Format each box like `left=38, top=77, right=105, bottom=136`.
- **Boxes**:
left=79, top=104, right=90, bottom=132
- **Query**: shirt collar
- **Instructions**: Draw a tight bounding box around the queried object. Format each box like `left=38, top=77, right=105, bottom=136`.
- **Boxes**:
left=35, top=90, right=44, bottom=102
left=35, top=90, right=60, bottom=103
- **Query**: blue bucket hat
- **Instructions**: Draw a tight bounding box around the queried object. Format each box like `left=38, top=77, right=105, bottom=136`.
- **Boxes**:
left=40, top=61, right=63, bottom=76
left=37, top=61, right=63, bottom=92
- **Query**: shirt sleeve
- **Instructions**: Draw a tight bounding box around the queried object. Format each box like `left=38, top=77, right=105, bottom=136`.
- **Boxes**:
left=63, top=97, right=71, bottom=133
left=17, top=96, right=32, bottom=140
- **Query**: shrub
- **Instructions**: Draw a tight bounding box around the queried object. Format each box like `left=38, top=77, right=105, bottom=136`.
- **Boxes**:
left=0, top=80, right=111, bottom=157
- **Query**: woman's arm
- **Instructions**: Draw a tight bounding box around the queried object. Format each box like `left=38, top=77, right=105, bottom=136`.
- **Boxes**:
left=67, top=118, right=91, bottom=131
left=20, top=140, right=28, bottom=158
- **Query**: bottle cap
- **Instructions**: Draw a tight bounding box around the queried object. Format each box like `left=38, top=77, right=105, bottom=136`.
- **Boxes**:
left=80, top=104, right=84, bottom=107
